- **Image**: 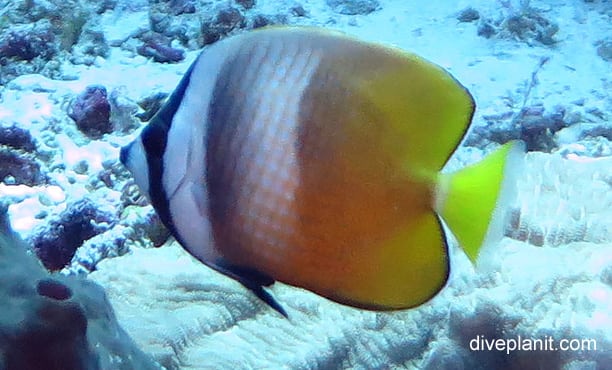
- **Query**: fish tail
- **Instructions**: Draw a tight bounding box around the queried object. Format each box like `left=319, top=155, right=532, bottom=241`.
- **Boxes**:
left=434, top=141, right=525, bottom=264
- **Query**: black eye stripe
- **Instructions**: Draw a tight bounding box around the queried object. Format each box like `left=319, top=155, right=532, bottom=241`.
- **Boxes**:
left=140, top=53, right=199, bottom=159
left=136, top=53, right=201, bottom=240
left=119, top=142, right=132, bottom=165
left=141, top=121, right=168, bottom=159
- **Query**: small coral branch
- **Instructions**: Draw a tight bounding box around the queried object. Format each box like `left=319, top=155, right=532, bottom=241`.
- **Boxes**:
left=512, top=56, right=551, bottom=125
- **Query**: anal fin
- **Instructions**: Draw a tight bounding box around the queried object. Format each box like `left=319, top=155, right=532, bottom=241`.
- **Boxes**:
left=213, top=258, right=288, bottom=318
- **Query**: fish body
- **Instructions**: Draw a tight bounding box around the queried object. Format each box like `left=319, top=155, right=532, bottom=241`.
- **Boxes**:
left=120, top=27, right=523, bottom=315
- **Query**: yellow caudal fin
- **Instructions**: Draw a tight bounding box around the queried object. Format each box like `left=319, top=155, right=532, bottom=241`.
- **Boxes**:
left=434, top=141, right=525, bottom=264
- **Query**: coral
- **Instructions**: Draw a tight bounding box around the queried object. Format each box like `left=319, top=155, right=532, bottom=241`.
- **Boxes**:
left=291, top=4, right=307, bottom=17
left=250, top=13, right=288, bottom=29
left=326, top=0, right=380, bottom=15
left=0, top=206, right=161, bottom=370
left=477, top=21, right=497, bottom=38
left=216, top=5, right=245, bottom=27
left=168, top=0, right=196, bottom=15
left=7, top=0, right=72, bottom=23
left=29, top=198, right=117, bottom=271
left=147, top=0, right=202, bottom=48
left=201, top=5, right=246, bottom=46
left=467, top=104, right=567, bottom=152
left=476, top=1, right=559, bottom=46
left=73, top=160, right=89, bottom=175
left=596, top=38, right=612, bottom=62
left=0, top=124, right=36, bottom=152
left=462, top=57, right=608, bottom=153
left=457, top=7, right=480, bottom=23
left=505, top=152, right=612, bottom=247
left=602, top=265, right=612, bottom=287
left=518, top=104, right=566, bottom=152
left=0, top=0, right=91, bottom=80
left=120, top=181, right=150, bottom=207
left=120, top=206, right=170, bottom=248
left=108, top=86, right=140, bottom=133
left=235, top=0, right=256, bottom=10
left=135, top=92, right=168, bottom=122
left=0, top=21, right=56, bottom=61
left=70, top=27, right=110, bottom=66
left=0, top=0, right=88, bottom=51
left=91, top=243, right=437, bottom=369
left=251, top=14, right=272, bottom=28
left=90, top=235, right=612, bottom=369
left=57, top=10, right=88, bottom=52
left=63, top=205, right=170, bottom=275
left=136, top=33, right=185, bottom=63
left=0, top=56, right=63, bottom=85
left=69, top=85, right=113, bottom=139
left=504, top=13, right=558, bottom=45
left=0, top=148, right=47, bottom=186
left=65, top=226, right=129, bottom=274
left=146, top=0, right=296, bottom=49
left=90, top=0, right=118, bottom=14
left=0, top=0, right=118, bottom=81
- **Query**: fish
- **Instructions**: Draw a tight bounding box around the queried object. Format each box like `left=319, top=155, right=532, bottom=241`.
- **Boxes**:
left=119, top=26, right=524, bottom=317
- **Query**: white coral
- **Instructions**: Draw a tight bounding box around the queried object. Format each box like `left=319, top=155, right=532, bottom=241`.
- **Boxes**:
left=507, top=152, right=612, bottom=246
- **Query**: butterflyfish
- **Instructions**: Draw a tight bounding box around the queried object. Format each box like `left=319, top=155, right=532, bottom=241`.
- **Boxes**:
left=119, top=26, right=524, bottom=317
